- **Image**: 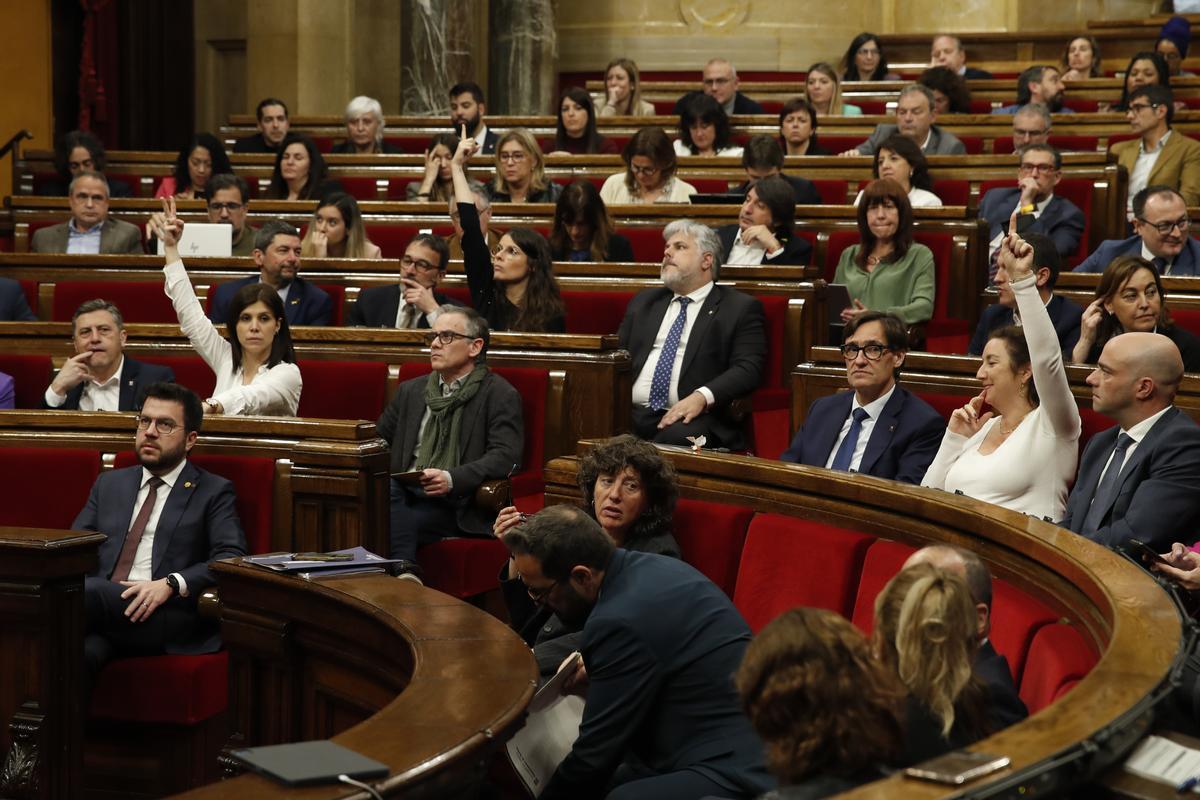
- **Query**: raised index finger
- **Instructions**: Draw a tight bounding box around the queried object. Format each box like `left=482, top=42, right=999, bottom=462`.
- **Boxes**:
left=1008, top=207, right=1019, bottom=237
left=460, top=123, right=467, bottom=140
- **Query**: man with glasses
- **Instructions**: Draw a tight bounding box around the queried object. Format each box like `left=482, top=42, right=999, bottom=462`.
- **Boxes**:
left=1075, top=185, right=1200, bottom=276
left=31, top=172, right=144, bottom=254
left=781, top=311, right=943, bottom=483
left=844, top=84, right=966, bottom=157
left=978, top=144, right=1084, bottom=266
left=375, top=306, right=522, bottom=561
left=447, top=183, right=499, bottom=260
left=205, top=174, right=257, bottom=257
left=672, top=58, right=764, bottom=116
left=1010, top=103, right=1052, bottom=152
left=74, top=381, right=247, bottom=682
left=348, top=233, right=463, bottom=328
left=1112, top=85, right=1200, bottom=212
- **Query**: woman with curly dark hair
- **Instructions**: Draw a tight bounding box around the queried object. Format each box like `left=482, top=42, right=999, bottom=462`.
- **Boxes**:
left=918, top=66, right=972, bottom=115
left=493, top=434, right=680, bottom=677
left=736, top=607, right=904, bottom=795
left=674, top=94, right=743, bottom=158
left=155, top=133, right=233, bottom=200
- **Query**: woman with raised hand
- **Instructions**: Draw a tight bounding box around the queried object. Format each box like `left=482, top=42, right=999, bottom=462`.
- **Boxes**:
left=149, top=197, right=302, bottom=416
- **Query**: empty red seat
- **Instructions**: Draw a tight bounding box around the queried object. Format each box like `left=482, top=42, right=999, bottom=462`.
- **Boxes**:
left=809, top=179, right=849, bottom=205
left=338, top=176, right=384, bottom=201
left=748, top=294, right=792, bottom=458
left=295, top=359, right=388, bottom=421
left=1018, top=623, right=1098, bottom=714
left=1169, top=309, right=1200, bottom=339
left=0, top=447, right=99, bottom=528
left=934, top=179, right=969, bottom=206
left=672, top=498, right=755, bottom=597
left=0, top=353, right=53, bottom=408
left=90, top=651, right=228, bottom=724
left=561, top=290, right=634, bottom=335
left=416, top=537, right=511, bottom=600
left=53, top=281, right=177, bottom=324
left=992, top=578, right=1060, bottom=687
left=617, top=226, right=664, bottom=262
left=850, top=539, right=918, bottom=634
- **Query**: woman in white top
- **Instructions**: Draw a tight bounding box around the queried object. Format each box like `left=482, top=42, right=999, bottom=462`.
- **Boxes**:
left=673, top=94, right=743, bottom=158
left=922, top=216, right=1080, bottom=520
left=853, top=134, right=942, bottom=209
left=600, top=127, right=697, bottom=205
left=149, top=198, right=303, bottom=417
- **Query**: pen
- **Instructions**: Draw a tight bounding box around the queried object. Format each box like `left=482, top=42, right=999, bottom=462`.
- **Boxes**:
left=1176, top=775, right=1199, bottom=793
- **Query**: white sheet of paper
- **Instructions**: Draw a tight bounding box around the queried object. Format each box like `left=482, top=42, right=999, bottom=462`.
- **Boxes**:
left=506, top=651, right=584, bottom=796
left=1124, top=735, right=1200, bottom=790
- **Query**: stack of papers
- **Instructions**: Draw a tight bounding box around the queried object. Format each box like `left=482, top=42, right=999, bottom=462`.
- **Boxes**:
left=1124, top=735, right=1200, bottom=791
left=245, top=546, right=401, bottom=580
left=506, top=653, right=585, bottom=797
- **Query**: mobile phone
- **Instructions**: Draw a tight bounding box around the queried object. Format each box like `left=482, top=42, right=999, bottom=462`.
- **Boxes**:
left=904, top=751, right=1010, bottom=785
left=1126, top=539, right=1169, bottom=566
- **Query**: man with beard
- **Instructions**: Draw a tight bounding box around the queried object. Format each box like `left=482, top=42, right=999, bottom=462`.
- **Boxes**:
left=1074, top=186, right=1200, bottom=276
left=993, top=65, right=1071, bottom=114
left=978, top=144, right=1085, bottom=264
left=206, top=174, right=258, bottom=257
left=74, top=382, right=247, bottom=680
left=206, top=219, right=333, bottom=326
left=233, top=98, right=289, bottom=154
left=1112, top=85, right=1200, bottom=210
left=502, top=504, right=774, bottom=799
left=618, top=219, right=766, bottom=451
left=449, top=82, right=499, bottom=155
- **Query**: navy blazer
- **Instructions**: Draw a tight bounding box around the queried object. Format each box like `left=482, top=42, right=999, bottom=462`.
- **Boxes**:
left=735, top=175, right=824, bottom=206
left=968, top=294, right=1084, bottom=356
left=1073, top=235, right=1200, bottom=276
left=207, top=275, right=333, bottom=327
left=73, top=461, right=247, bottom=653
left=0, top=277, right=36, bottom=321
left=541, top=550, right=774, bottom=799
left=47, top=357, right=175, bottom=412
left=672, top=90, right=764, bottom=115
left=1061, top=407, right=1200, bottom=550
left=976, top=640, right=1028, bottom=729
left=716, top=223, right=812, bottom=266
left=346, top=284, right=464, bottom=328
left=977, top=188, right=1085, bottom=259
left=780, top=385, right=944, bottom=484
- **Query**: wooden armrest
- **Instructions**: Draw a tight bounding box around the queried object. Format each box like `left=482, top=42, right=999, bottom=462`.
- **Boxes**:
left=198, top=588, right=221, bottom=620
left=474, top=479, right=512, bottom=514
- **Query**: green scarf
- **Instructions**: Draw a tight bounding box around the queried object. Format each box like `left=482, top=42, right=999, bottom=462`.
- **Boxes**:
left=414, top=364, right=489, bottom=471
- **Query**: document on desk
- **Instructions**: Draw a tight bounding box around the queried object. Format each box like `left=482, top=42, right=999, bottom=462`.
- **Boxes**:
left=1124, top=734, right=1200, bottom=790
left=506, top=652, right=584, bottom=797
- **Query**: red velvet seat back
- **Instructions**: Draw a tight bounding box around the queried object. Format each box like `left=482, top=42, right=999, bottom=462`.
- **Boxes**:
left=365, top=224, right=427, bottom=259
left=993, top=135, right=1100, bottom=155
left=0, top=447, right=99, bottom=528
left=934, top=179, right=969, bottom=206
left=0, top=353, right=52, bottom=409
left=311, top=284, right=345, bottom=326
left=688, top=177, right=733, bottom=194
left=52, top=281, right=177, bottom=324
left=617, top=227, right=665, bottom=262
left=560, top=291, right=633, bottom=335
left=978, top=178, right=1093, bottom=265
left=818, top=135, right=866, bottom=153
left=1170, top=309, right=1200, bottom=338
left=91, top=651, right=228, bottom=724
left=913, top=232, right=954, bottom=320
left=910, top=390, right=967, bottom=422
left=295, top=359, right=388, bottom=420
left=856, top=100, right=888, bottom=115
left=338, top=176, right=382, bottom=201
left=136, top=355, right=216, bottom=399
left=810, top=179, right=849, bottom=205
left=733, top=512, right=875, bottom=632
left=991, top=578, right=1061, bottom=688
left=1018, top=623, right=1098, bottom=714
left=958, top=136, right=984, bottom=155
left=439, top=285, right=472, bottom=306
left=672, top=498, right=755, bottom=597
left=849, top=539, right=918, bottom=634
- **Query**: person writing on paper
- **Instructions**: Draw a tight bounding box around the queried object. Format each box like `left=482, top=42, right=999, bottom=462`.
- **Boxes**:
left=149, top=198, right=303, bottom=417
left=922, top=211, right=1081, bottom=521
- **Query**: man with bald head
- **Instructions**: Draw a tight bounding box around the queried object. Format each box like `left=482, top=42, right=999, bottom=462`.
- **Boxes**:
left=673, top=58, right=765, bottom=116
left=1062, top=332, right=1200, bottom=549
left=903, top=545, right=1028, bottom=729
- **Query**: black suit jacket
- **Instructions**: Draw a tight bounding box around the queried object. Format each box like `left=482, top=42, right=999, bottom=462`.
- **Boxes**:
left=346, top=284, right=464, bottom=328
left=0, top=277, right=36, bottom=321
left=375, top=368, right=523, bottom=536
left=781, top=385, right=944, bottom=484
left=1061, top=407, right=1200, bottom=549
left=975, top=640, right=1028, bottom=729
left=672, top=91, right=765, bottom=115
left=207, top=275, right=333, bottom=327
left=541, top=550, right=774, bottom=799
left=232, top=134, right=278, bottom=154
left=618, top=284, right=767, bottom=449
left=716, top=223, right=811, bottom=266
left=550, top=233, right=635, bottom=263
left=978, top=188, right=1085, bottom=259
left=736, top=175, right=823, bottom=206
left=47, top=357, right=176, bottom=411
left=73, top=461, right=247, bottom=653
left=969, top=294, right=1084, bottom=356
left=964, top=66, right=994, bottom=79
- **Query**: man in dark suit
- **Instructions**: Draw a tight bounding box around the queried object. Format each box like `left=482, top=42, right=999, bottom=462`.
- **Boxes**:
left=449, top=82, right=500, bottom=154
left=74, top=382, right=247, bottom=677
left=931, top=34, right=993, bottom=79
left=717, top=175, right=811, bottom=266
left=903, top=545, right=1029, bottom=729
left=735, top=134, right=822, bottom=206
left=672, top=58, right=765, bottom=116
left=1062, top=331, right=1200, bottom=550
left=0, top=276, right=36, bottom=321
left=376, top=306, right=523, bottom=561
left=44, top=299, right=175, bottom=411
left=969, top=233, right=1083, bottom=356
left=232, top=98, right=289, bottom=154
left=207, top=220, right=333, bottom=327
left=846, top=85, right=967, bottom=156
left=1073, top=186, right=1200, bottom=276
left=782, top=311, right=943, bottom=483
left=31, top=172, right=144, bottom=255
left=619, top=220, right=766, bottom=451
left=348, top=233, right=463, bottom=327
left=503, top=504, right=775, bottom=800
left=978, top=144, right=1085, bottom=263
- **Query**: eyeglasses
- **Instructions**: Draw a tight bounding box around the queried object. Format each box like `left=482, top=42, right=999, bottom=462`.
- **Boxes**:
left=840, top=343, right=892, bottom=361
left=630, top=164, right=661, bottom=177
left=857, top=47, right=881, bottom=56
left=1127, top=102, right=1161, bottom=113
left=136, top=416, right=181, bottom=435
left=1138, top=215, right=1190, bottom=235
left=208, top=202, right=245, bottom=212
left=702, top=77, right=732, bottom=87
left=497, top=151, right=527, bottom=163
left=524, top=578, right=558, bottom=604
left=423, top=330, right=476, bottom=346
left=1013, top=127, right=1049, bottom=140
left=1018, top=162, right=1057, bottom=174
left=401, top=255, right=439, bottom=272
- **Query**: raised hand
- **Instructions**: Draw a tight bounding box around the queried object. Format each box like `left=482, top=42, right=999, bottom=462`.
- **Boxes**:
left=147, top=196, right=184, bottom=252
left=948, top=393, right=994, bottom=438
left=49, top=351, right=94, bottom=395
left=997, top=209, right=1035, bottom=281
left=310, top=229, right=328, bottom=258
left=740, top=224, right=780, bottom=252
left=401, top=277, right=437, bottom=313
left=452, top=124, right=478, bottom=167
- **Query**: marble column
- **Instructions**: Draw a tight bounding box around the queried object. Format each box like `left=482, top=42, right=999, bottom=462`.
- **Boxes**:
left=488, top=0, right=557, bottom=115
left=401, top=0, right=481, bottom=116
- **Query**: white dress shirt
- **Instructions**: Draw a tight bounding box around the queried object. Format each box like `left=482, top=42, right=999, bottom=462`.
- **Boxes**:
left=44, top=355, right=125, bottom=410
left=1128, top=130, right=1171, bottom=212
left=824, top=384, right=897, bottom=471
left=631, top=281, right=716, bottom=408
left=126, top=458, right=190, bottom=595
left=394, top=300, right=440, bottom=329
left=726, top=231, right=783, bottom=265
left=1090, top=406, right=1173, bottom=500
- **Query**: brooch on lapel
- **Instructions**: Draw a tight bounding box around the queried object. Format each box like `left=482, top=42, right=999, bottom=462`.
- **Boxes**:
left=183, top=481, right=194, bottom=489
left=290, top=298, right=299, bottom=305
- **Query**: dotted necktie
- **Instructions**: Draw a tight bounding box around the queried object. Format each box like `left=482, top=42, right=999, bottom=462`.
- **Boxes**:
left=399, top=303, right=418, bottom=329
left=111, top=477, right=165, bottom=582
left=1081, top=433, right=1134, bottom=536
left=648, top=297, right=691, bottom=411
left=830, top=407, right=870, bottom=472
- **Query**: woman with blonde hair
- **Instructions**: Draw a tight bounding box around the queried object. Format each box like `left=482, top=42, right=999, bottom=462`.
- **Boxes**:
left=487, top=127, right=562, bottom=203
left=598, top=57, right=655, bottom=117
left=805, top=62, right=863, bottom=116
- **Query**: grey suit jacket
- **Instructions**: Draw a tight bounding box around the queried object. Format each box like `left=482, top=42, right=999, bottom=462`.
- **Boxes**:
left=856, top=124, right=967, bottom=156
left=31, top=218, right=144, bottom=255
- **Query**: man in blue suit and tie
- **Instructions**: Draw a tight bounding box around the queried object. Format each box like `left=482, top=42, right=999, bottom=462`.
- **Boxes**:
left=504, top=504, right=774, bottom=799
left=74, top=382, right=246, bottom=678
left=977, top=144, right=1085, bottom=265
left=1061, top=332, right=1200, bottom=550
left=782, top=311, right=944, bottom=484
left=1073, top=186, right=1200, bottom=276
left=206, top=220, right=333, bottom=326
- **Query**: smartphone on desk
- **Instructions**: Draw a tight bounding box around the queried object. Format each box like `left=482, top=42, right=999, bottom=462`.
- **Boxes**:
left=904, top=751, right=1010, bottom=785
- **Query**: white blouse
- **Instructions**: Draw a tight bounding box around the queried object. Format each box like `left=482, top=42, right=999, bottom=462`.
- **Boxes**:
left=599, top=172, right=697, bottom=205
left=672, top=139, right=744, bottom=158
left=921, top=274, right=1080, bottom=521
left=163, top=261, right=302, bottom=416
left=853, top=187, right=943, bottom=208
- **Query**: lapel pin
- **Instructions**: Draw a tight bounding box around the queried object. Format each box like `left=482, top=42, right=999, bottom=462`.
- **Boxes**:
left=184, top=481, right=193, bottom=489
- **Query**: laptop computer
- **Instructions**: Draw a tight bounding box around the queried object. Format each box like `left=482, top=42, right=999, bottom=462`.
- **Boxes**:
left=154, top=222, right=233, bottom=257
left=230, top=740, right=389, bottom=787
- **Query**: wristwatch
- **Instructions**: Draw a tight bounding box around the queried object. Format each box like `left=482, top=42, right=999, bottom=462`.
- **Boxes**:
left=165, top=574, right=180, bottom=595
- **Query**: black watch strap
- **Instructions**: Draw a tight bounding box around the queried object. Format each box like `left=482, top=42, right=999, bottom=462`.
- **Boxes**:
left=165, top=574, right=180, bottom=595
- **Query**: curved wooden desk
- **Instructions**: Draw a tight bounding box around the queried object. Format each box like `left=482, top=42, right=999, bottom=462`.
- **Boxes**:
left=172, top=563, right=537, bottom=799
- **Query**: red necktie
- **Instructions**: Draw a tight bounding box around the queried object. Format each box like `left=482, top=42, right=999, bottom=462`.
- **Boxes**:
left=111, top=477, right=165, bottom=582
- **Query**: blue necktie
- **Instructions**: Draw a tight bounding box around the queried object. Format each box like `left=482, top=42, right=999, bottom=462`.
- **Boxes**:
left=1153, top=256, right=1169, bottom=277
left=830, top=407, right=870, bottom=472
left=649, top=297, right=691, bottom=411
left=1081, top=433, right=1134, bottom=536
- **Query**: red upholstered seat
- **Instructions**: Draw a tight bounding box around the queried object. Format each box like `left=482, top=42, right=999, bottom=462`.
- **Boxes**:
left=958, top=136, right=984, bottom=155
left=1018, top=623, right=1098, bottom=714
left=924, top=318, right=970, bottom=354
left=819, top=135, right=866, bottom=153
left=856, top=100, right=888, bottom=115
left=90, top=652, right=229, bottom=724
left=365, top=223, right=431, bottom=259
left=338, top=176, right=384, bottom=201
left=748, top=294, right=792, bottom=458
left=733, top=513, right=875, bottom=632
left=439, top=285, right=472, bottom=305
left=312, top=284, right=345, bottom=326
left=672, top=498, right=755, bottom=597
left=617, top=226, right=664, bottom=262
left=978, top=178, right=1093, bottom=266
left=1170, top=309, right=1200, bottom=338
left=561, top=291, right=633, bottom=335
left=993, top=135, right=1100, bottom=155
left=417, top=537, right=511, bottom=600
left=52, top=281, right=177, bottom=324
left=0, top=447, right=99, bottom=528
left=935, top=179, right=969, bottom=206
left=850, top=539, right=918, bottom=634
left=911, top=390, right=967, bottom=423
left=295, top=359, right=388, bottom=421
left=689, top=177, right=734, bottom=193
left=810, top=179, right=849, bottom=205
left=992, top=578, right=1060, bottom=687
left=0, top=353, right=52, bottom=408
left=1078, top=406, right=1111, bottom=461
left=135, top=355, right=216, bottom=399
left=969, top=99, right=996, bottom=114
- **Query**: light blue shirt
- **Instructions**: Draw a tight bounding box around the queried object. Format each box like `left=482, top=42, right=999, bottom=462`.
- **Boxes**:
left=66, top=219, right=103, bottom=254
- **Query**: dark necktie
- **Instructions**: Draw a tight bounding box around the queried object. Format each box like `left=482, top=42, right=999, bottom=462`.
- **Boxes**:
left=1081, top=433, right=1134, bottom=536
left=1153, top=256, right=1169, bottom=277
left=830, top=408, right=870, bottom=472
left=649, top=297, right=691, bottom=411
left=111, top=476, right=165, bottom=582
left=399, top=303, right=418, bottom=329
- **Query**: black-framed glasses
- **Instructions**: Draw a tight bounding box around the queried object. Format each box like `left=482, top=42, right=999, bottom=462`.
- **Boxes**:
left=630, top=164, right=660, bottom=177
left=136, top=416, right=181, bottom=435
left=401, top=255, right=439, bottom=272
left=524, top=579, right=558, bottom=604
left=208, top=202, right=245, bottom=212
left=1127, top=102, right=1161, bottom=113
left=1137, top=216, right=1190, bottom=236
left=422, top=330, right=475, bottom=346
left=1018, top=162, right=1057, bottom=174
left=840, top=343, right=891, bottom=361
